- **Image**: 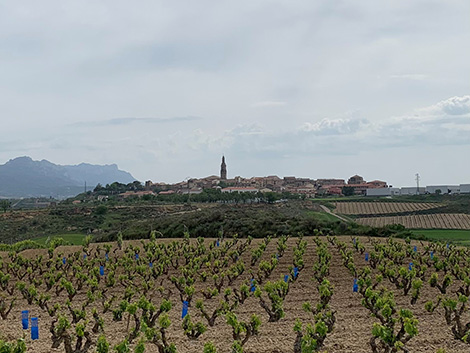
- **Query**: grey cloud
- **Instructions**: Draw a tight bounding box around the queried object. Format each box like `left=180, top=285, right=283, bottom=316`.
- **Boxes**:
left=421, top=96, right=470, bottom=116
left=70, top=116, right=202, bottom=127
left=389, top=74, right=429, bottom=81
left=77, top=41, right=236, bottom=78
left=187, top=95, right=470, bottom=159
left=300, top=118, right=371, bottom=135
left=252, top=101, right=287, bottom=108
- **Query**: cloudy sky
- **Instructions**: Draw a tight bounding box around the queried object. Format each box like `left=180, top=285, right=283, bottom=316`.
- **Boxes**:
left=1, top=0, right=469, bottom=187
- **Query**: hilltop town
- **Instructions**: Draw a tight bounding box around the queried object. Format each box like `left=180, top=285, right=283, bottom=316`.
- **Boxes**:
left=138, top=156, right=388, bottom=198
left=119, top=156, right=469, bottom=200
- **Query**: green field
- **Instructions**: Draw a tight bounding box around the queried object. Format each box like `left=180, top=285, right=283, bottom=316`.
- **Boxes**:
left=33, top=233, right=87, bottom=246
left=411, top=229, right=470, bottom=245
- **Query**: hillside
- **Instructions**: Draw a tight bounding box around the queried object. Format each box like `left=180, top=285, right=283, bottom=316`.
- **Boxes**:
left=0, top=200, right=415, bottom=245
left=0, top=156, right=136, bottom=198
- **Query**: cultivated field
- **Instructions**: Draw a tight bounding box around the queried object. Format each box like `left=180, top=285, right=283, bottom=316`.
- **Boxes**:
left=1, top=235, right=470, bottom=352
left=357, top=213, right=470, bottom=230
left=334, top=202, right=443, bottom=215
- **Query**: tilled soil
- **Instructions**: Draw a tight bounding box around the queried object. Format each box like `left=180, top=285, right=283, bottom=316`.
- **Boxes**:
left=0, top=236, right=468, bottom=352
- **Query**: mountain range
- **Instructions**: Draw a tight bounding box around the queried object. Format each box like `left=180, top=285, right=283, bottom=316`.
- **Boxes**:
left=0, top=157, right=136, bottom=198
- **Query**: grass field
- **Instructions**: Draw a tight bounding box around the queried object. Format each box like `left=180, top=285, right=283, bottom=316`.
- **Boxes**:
left=411, top=229, right=470, bottom=245
left=32, top=233, right=87, bottom=245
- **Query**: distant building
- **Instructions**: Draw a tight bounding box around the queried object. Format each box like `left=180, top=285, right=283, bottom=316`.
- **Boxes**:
left=348, top=175, right=365, bottom=185
left=316, top=179, right=345, bottom=187
left=180, top=188, right=203, bottom=195
left=366, top=180, right=387, bottom=188
left=220, top=156, right=227, bottom=180
left=319, top=185, right=343, bottom=195
left=283, top=177, right=297, bottom=185
left=400, top=187, right=426, bottom=195
left=366, top=188, right=400, bottom=197
left=265, top=176, right=283, bottom=190
left=119, top=191, right=156, bottom=198
left=426, top=185, right=460, bottom=194
left=460, top=184, right=470, bottom=194
left=221, top=187, right=258, bottom=193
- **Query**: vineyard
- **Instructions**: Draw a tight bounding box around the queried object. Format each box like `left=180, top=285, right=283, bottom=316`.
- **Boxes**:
left=333, top=202, right=443, bottom=215
left=357, top=213, right=470, bottom=230
left=1, top=234, right=470, bottom=352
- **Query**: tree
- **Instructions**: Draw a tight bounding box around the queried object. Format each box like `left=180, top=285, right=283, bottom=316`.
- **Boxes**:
left=94, top=205, right=108, bottom=216
left=341, top=187, right=355, bottom=196
left=264, top=192, right=278, bottom=204
left=0, top=200, right=11, bottom=213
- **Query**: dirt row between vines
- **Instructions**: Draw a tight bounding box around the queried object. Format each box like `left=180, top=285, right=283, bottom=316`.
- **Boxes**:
left=333, top=202, right=443, bottom=215
left=357, top=213, right=470, bottom=229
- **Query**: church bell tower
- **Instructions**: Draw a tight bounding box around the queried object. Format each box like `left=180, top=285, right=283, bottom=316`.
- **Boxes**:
left=220, top=156, right=227, bottom=180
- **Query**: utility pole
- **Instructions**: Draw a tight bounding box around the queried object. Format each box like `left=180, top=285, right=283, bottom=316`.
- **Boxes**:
left=415, top=173, right=420, bottom=195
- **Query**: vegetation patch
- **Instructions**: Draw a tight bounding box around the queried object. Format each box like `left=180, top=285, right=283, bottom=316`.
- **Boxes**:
left=32, top=234, right=87, bottom=246
left=410, top=229, right=470, bottom=245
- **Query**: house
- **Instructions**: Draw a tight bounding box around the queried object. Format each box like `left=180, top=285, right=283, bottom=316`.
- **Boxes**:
left=119, top=191, right=156, bottom=198
left=180, top=188, right=203, bottom=195
left=316, top=179, right=345, bottom=187
left=366, top=180, right=388, bottom=188
left=348, top=175, right=365, bottom=185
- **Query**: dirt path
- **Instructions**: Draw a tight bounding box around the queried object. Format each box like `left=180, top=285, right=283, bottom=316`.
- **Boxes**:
left=319, top=204, right=351, bottom=223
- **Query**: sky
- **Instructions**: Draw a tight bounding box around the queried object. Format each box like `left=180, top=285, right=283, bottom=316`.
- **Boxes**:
left=0, top=0, right=469, bottom=187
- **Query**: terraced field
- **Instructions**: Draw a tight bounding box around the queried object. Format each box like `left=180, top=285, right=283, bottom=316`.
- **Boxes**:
left=357, top=213, right=470, bottom=229
left=334, top=202, right=443, bottom=215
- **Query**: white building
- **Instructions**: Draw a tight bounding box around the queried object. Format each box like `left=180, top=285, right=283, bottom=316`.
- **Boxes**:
left=460, top=184, right=470, bottom=194
left=400, top=187, right=426, bottom=195
left=180, top=188, right=203, bottom=195
left=425, top=185, right=460, bottom=194
left=366, top=188, right=400, bottom=197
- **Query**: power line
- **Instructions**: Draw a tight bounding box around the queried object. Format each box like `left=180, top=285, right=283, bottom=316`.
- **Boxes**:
left=415, top=173, right=420, bottom=195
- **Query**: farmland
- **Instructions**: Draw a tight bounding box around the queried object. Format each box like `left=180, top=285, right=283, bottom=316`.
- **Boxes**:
left=357, top=213, right=470, bottom=230
left=332, top=198, right=470, bottom=231
left=411, top=230, right=470, bottom=245
left=1, top=235, right=470, bottom=352
left=333, top=202, right=443, bottom=216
